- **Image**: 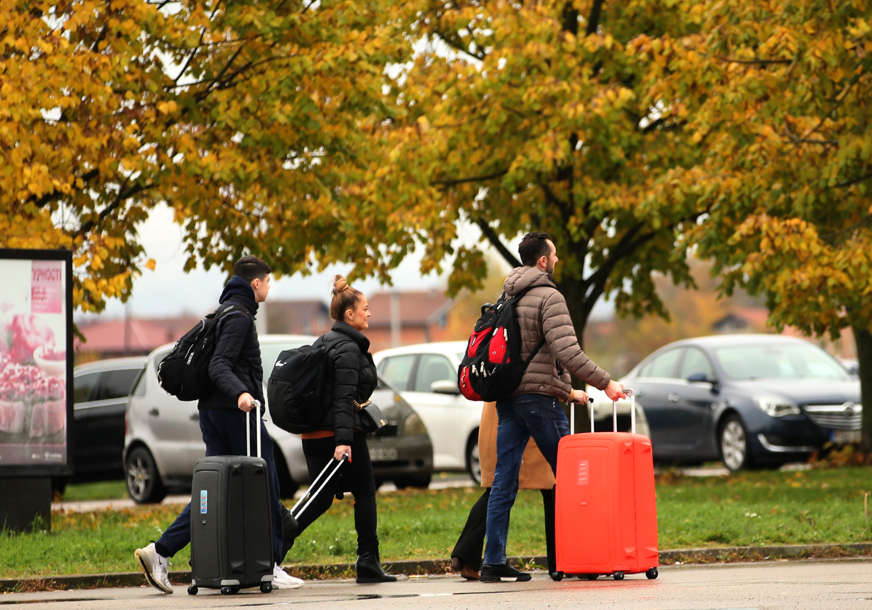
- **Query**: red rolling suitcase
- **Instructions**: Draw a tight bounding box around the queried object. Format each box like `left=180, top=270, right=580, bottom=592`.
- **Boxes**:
left=555, top=393, right=659, bottom=580
left=188, top=407, right=274, bottom=595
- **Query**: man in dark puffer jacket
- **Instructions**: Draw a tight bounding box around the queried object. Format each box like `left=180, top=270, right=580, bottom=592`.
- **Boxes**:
left=134, top=256, right=303, bottom=593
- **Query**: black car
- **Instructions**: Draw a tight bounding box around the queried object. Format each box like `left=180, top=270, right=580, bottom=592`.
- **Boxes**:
left=623, top=334, right=861, bottom=471
left=53, top=356, right=147, bottom=493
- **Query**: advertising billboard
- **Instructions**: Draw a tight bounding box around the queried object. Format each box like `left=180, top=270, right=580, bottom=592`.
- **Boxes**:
left=0, top=249, right=73, bottom=476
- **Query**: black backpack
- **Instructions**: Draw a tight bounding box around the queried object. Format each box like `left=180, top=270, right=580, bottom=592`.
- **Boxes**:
left=157, top=304, right=248, bottom=401
left=266, top=343, right=331, bottom=434
left=457, top=286, right=546, bottom=402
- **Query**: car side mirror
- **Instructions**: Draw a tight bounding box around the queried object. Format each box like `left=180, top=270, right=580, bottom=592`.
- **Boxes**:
left=431, top=380, right=460, bottom=395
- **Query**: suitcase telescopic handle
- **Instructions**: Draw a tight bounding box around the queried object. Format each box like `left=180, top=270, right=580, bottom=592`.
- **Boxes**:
left=571, top=389, right=635, bottom=434
left=290, top=454, right=348, bottom=519
left=245, top=399, right=262, bottom=459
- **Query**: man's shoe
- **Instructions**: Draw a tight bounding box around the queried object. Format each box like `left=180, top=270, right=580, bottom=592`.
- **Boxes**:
left=356, top=553, right=397, bottom=583
left=480, top=562, right=531, bottom=583
left=451, top=556, right=480, bottom=581
left=134, top=543, right=173, bottom=594
left=272, top=563, right=304, bottom=589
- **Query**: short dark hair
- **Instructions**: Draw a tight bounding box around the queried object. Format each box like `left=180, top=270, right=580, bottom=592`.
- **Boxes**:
left=234, top=255, right=271, bottom=282
left=518, top=232, right=554, bottom=266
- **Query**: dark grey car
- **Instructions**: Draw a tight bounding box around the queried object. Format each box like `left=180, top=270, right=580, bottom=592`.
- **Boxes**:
left=623, top=334, right=861, bottom=471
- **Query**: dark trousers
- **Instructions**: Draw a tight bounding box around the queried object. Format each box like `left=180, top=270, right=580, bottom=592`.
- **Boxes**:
left=155, top=408, right=285, bottom=564
left=452, top=487, right=556, bottom=572
left=295, top=432, right=379, bottom=556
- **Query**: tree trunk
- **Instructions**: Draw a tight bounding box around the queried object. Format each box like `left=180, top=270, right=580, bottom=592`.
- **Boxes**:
left=852, top=326, right=872, bottom=453
left=852, top=327, right=872, bottom=453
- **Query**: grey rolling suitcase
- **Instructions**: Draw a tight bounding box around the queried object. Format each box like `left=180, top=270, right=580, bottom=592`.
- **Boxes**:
left=188, top=407, right=273, bottom=595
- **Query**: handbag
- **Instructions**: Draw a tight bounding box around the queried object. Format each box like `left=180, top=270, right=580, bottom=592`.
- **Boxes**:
left=354, top=399, right=387, bottom=434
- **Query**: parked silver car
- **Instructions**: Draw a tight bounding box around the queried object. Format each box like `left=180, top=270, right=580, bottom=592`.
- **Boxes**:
left=123, top=334, right=433, bottom=503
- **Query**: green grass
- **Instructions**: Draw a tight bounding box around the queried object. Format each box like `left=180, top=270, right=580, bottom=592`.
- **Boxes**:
left=58, top=480, right=128, bottom=502
left=2, top=466, right=870, bottom=578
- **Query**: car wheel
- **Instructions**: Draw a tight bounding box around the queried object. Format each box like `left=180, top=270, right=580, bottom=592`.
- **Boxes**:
left=51, top=476, right=68, bottom=499
left=466, top=432, right=481, bottom=485
left=719, top=415, right=751, bottom=472
left=125, top=445, right=167, bottom=504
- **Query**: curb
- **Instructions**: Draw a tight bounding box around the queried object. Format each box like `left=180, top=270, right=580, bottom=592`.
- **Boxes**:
left=2, top=543, right=870, bottom=592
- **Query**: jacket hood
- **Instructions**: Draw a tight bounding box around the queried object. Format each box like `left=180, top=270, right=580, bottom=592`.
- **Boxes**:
left=503, top=266, right=556, bottom=297
left=219, top=275, right=258, bottom=315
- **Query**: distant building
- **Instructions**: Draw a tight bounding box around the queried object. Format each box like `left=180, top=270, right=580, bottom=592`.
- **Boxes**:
left=74, top=316, right=200, bottom=360
left=267, top=289, right=455, bottom=352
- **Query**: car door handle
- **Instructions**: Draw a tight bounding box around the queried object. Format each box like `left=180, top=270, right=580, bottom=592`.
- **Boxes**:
left=189, top=413, right=199, bottom=422
left=667, top=393, right=680, bottom=403
left=148, top=408, right=159, bottom=417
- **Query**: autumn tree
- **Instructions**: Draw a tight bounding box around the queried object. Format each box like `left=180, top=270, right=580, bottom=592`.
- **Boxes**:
left=656, top=1, right=872, bottom=450
left=0, top=0, right=408, bottom=311
left=357, top=0, right=716, bottom=351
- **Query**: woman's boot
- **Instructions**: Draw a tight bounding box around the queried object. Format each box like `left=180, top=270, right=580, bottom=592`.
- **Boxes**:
left=356, top=552, right=397, bottom=583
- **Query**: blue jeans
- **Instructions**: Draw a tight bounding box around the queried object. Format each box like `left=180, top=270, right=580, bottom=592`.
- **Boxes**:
left=155, top=408, right=285, bottom=564
left=483, top=394, right=569, bottom=566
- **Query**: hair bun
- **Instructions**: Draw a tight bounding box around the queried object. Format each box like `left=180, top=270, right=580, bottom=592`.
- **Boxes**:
left=332, top=274, right=349, bottom=296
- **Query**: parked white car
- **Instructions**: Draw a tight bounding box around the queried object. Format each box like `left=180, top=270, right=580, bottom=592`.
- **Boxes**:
left=374, top=341, right=650, bottom=486
left=123, top=334, right=434, bottom=503
left=374, top=341, right=484, bottom=483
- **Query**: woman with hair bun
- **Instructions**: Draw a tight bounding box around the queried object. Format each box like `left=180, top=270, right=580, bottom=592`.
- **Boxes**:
left=285, top=275, right=396, bottom=583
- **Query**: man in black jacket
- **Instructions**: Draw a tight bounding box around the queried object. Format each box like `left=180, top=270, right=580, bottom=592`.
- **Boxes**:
left=134, top=256, right=303, bottom=593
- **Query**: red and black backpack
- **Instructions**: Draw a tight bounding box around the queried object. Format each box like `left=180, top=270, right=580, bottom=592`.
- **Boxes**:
left=457, top=285, right=546, bottom=402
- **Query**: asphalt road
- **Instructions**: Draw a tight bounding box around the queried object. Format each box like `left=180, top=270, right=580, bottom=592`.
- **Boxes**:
left=5, top=560, right=871, bottom=608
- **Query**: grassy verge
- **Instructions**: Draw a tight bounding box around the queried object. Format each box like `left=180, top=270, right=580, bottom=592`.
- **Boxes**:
left=58, top=480, right=128, bottom=502
left=3, top=466, right=870, bottom=578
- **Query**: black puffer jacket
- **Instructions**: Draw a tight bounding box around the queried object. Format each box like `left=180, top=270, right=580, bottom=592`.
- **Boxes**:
left=200, top=275, right=263, bottom=411
left=315, top=321, right=378, bottom=445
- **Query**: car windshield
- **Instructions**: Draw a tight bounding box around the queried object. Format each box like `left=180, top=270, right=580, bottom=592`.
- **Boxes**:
left=713, top=343, right=851, bottom=381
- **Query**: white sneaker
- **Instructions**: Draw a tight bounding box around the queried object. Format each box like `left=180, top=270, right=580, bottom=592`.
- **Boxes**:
left=272, top=563, right=304, bottom=589
left=134, top=543, right=173, bottom=594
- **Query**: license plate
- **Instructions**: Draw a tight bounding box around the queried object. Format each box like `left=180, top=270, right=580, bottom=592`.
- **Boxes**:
left=368, top=447, right=398, bottom=461
left=831, top=429, right=861, bottom=443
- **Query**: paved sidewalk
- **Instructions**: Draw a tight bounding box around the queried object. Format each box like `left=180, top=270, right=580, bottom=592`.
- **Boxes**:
left=4, top=560, right=872, bottom=609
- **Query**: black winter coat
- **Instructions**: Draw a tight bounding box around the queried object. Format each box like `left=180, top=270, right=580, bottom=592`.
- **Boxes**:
left=315, top=321, right=378, bottom=445
left=200, top=275, right=264, bottom=411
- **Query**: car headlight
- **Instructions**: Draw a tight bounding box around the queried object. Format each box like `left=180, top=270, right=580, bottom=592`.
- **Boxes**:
left=401, top=412, right=428, bottom=436
left=754, top=395, right=801, bottom=417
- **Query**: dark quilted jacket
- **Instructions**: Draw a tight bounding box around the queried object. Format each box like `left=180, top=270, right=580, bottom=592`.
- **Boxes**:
left=200, top=276, right=262, bottom=411
left=314, top=321, right=378, bottom=445
left=503, top=265, right=611, bottom=399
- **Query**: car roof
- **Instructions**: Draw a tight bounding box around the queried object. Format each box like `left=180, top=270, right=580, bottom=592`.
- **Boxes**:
left=146, top=333, right=318, bottom=360
left=74, top=355, right=148, bottom=374
left=373, top=340, right=468, bottom=358
left=666, top=334, right=812, bottom=349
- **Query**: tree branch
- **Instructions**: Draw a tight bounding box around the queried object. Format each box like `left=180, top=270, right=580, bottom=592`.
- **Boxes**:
left=585, top=0, right=603, bottom=36
left=475, top=217, right=521, bottom=268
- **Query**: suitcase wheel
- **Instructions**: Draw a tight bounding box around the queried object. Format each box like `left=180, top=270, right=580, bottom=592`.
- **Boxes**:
left=187, top=585, right=198, bottom=595
left=646, top=567, right=658, bottom=580
left=261, top=582, right=273, bottom=593
left=220, top=585, right=238, bottom=595
left=549, top=571, right=564, bottom=581
left=613, top=572, right=625, bottom=581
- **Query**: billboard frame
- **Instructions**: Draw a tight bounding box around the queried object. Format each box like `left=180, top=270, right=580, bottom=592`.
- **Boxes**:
left=0, top=248, right=73, bottom=478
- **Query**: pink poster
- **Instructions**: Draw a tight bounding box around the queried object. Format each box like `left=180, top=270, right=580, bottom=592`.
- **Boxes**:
left=31, top=261, right=63, bottom=314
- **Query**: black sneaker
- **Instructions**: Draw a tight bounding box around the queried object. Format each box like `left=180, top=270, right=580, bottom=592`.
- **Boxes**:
left=480, top=563, right=532, bottom=582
